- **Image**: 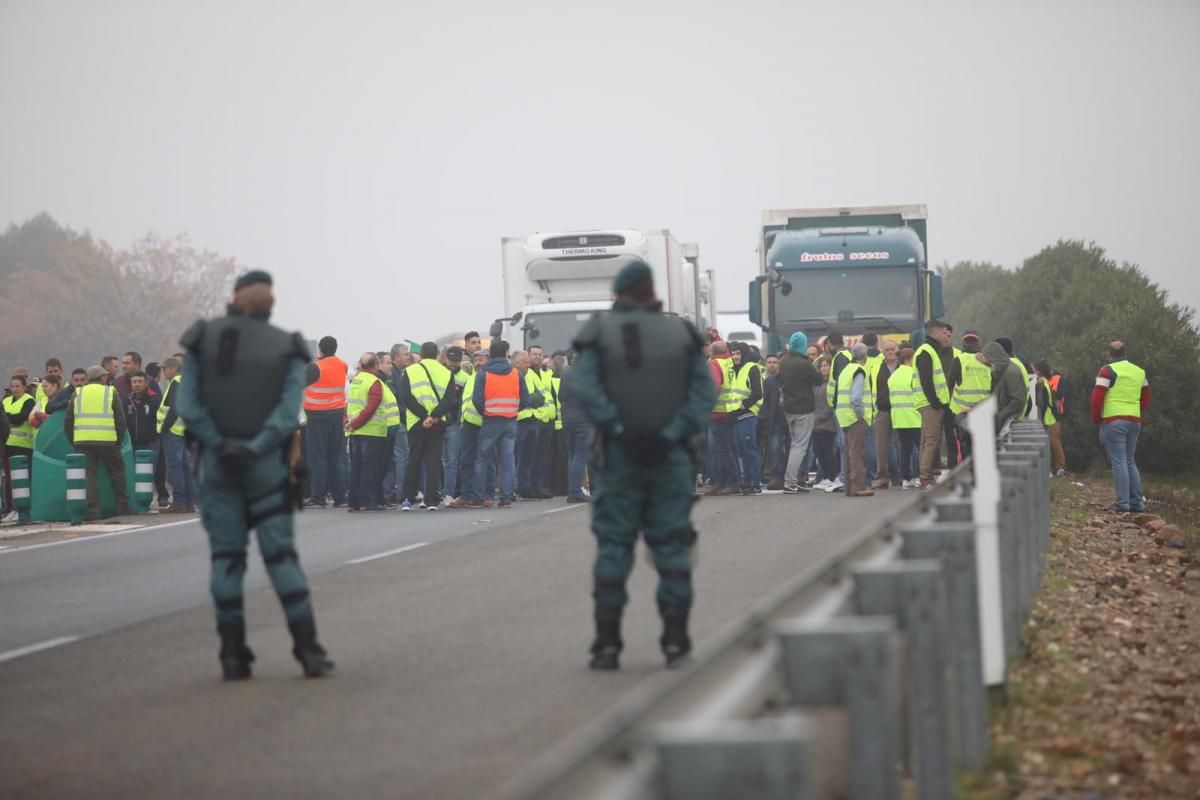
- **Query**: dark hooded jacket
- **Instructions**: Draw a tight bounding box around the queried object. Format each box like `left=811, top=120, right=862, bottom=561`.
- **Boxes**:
left=984, top=342, right=1026, bottom=431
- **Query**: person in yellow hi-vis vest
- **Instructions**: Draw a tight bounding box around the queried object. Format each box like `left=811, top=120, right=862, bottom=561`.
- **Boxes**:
left=1091, top=341, right=1149, bottom=514
left=836, top=344, right=875, bottom=497
left=65, top=365, right=130, bottom=520
left=157, top=356, right=193, bottom=513
left=398, top=342, right=454, bottom=511
left=345, top=353, right=389, bottom=512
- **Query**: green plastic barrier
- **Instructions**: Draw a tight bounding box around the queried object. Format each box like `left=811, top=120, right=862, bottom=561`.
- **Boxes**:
left=30, top=412, right=135, bottom=521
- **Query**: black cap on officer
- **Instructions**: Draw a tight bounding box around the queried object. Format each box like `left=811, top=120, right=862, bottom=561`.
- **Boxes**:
left=234, top=270, right=273, bottom=292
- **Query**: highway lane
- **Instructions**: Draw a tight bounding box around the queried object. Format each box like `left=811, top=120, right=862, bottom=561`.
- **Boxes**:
left=0, top=500, right=585, bottom=654
left=0, top=491, right=910, bottom=799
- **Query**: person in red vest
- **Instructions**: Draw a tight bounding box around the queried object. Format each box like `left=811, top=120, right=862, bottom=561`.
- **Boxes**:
left=302, top=336, right=349, bottom=508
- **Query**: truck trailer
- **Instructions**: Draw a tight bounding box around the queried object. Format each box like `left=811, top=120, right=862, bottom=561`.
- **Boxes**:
left=493, top=229, right=713, bottom=355
left=748, top=205, right=944, bottom=353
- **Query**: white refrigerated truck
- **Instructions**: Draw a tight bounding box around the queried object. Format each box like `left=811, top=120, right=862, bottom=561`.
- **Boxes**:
left=492, top=229, right=713, bottom=355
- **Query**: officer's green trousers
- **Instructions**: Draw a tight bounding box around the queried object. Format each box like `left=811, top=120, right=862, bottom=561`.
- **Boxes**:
left=198, top=450, right=313, bottom=628
left=590, top=443, right=695, bottom=614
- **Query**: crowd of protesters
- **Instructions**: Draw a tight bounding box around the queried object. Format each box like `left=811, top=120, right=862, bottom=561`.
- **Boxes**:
left=3, top=321, right=1147, bottom=521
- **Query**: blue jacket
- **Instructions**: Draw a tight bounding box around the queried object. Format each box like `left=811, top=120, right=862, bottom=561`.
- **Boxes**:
left=471, top=358, right=541, bottom=419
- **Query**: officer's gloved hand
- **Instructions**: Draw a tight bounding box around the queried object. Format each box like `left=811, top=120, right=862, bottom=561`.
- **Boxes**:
left=215, top=441, right=258, bottom=472
left=616, top=431, right=673, bottom=466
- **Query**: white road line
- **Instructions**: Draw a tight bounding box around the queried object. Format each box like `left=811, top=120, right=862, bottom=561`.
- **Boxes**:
left=546, top=504, right=587, bottom=514
left=0, top=636, right=81, bottom=664
left=345, top=542, right=429, bottom=565
left=0, top=517, right=200, bottom=555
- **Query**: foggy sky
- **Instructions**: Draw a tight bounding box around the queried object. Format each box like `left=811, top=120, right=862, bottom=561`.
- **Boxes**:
left=3, top=0, right=1198, bottom=354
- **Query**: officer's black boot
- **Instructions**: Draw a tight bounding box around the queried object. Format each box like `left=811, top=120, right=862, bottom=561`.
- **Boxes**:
left=660, top=607, right=692, bottom=668
left=588, top=610, right=623, bottom=671
left=288, top=617, right=335, bottom=678
left=217, top=622, right=255, bottom=681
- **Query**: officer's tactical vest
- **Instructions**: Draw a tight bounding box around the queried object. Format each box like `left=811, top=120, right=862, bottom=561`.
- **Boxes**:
left=587, top=309, right=696, bottom=436
left=183, top=312, right=307, bottom=439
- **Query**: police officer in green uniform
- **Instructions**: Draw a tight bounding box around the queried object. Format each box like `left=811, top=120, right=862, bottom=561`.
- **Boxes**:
left=571, top=263, right=716, bottom=670
left=177, top=271, right=334, bottom=680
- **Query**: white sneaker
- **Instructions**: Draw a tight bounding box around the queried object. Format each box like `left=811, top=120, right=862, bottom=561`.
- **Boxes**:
left=1, top=510, right=17, bottom=523
left=900, top=478, right=918, bottom=489
left=825, top=477, right=844, bottom=493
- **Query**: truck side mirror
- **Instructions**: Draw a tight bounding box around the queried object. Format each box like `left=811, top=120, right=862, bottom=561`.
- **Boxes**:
left=929, top=273, right=945, bottom=318
left=488, top=321, right=503, bottom=338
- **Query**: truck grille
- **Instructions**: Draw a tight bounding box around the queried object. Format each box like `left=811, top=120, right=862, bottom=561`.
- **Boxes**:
left=541, top=234, right=625, bottom=249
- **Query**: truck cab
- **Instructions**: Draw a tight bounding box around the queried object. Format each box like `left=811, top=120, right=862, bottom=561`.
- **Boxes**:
left=749, top=205, right=943, bottom=352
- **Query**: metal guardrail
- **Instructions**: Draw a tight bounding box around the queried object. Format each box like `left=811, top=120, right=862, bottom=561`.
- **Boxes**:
left=493, top=396, right=1052, bottom=800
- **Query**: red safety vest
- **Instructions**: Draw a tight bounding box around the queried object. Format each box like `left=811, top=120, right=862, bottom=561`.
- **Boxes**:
left=482, top=370, right=520, bottom=418
left=303, top=357, right=348, bottom=411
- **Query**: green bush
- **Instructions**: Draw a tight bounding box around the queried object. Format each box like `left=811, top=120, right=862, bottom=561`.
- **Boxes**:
left=942, top=241, right=1200, bottom=473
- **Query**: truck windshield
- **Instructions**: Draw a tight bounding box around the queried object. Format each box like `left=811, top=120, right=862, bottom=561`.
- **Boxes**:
left=775, top=266, right=919, bottom=327
left=524, top=310, right=605, bottom=354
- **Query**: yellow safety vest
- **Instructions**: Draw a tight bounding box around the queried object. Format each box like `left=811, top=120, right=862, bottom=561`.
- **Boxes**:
left=527, top=369, right=555, bottom=424
left=732, top=362, right=763, bottom=416
left=380, top=382, right=401, bottom=430
left=3, top=394, right=35, bottom=449
left=34, top=384, right=48, bottom=412
left=1100, top=360, right=1146, bottom=420
left=156, top=375, right=186, bottom=436
left=347, top=372, right=387, bottom=437
left=1014, top=358, right=1032, bottom=415
left=911, top=343, right=949, bottom=410
left=712, top=358, right=740, bottom=413
left=404, top=360, right=452, bottom=430
left=865, top=353, right=885, bottom=411
left=72, top=383, right=118, bottom=443
left=461, top=372, right=483, bottom=427
left=518, top=371, right=538, bottom=421
left=835, top=363, right=874, bottom=428
left=887, top=364, right=921, bottom=429
left=949, top=351, right=992, bottom=414
left=1039, top=378, right=1057, bottom=427
left=550, top=376, right=563, bottom=430
left=826, top=348, right=853, bottom=406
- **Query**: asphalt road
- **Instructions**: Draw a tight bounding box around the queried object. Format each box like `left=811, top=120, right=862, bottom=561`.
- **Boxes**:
left=0, top=489, right=908, bottom=799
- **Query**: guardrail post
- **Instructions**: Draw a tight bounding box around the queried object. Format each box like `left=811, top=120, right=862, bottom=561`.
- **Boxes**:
left=900, top=523, right=989, bottom=770
left=776, top=617, right=901, bottom=800
left=65, top=453, right=87, bottom=526
left=853, top=560, right=953, bottom=800
left=966, top=397, right=1006, bottom=687
left=9, top=454, right=32, bottom=523
left=133, top=449, right=155, bottom=514
left=655, top=718, right=817, bottom=800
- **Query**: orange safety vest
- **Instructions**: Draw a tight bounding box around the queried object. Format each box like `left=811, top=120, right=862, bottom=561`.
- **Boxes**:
left=1047, top=373, right=1065, bottom=416
left=482, top=370, right=520, bottom=418
left=303, top=357, right=348, bottom=411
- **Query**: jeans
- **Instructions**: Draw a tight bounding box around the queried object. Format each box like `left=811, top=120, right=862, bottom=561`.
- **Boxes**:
left=708, top=418, right=739, bottom=487
left=769, top=421, right=790, bottom=481
left=836, top=424, right=846, bottom=482
left=565, top=422, right=593, bottom=499
left=151, top=437, right=169, bottom=502
left=458, top=423, right=495, bottom=502
left=1099, top=420, right=1143, bottom=511
left=442, top=422, right=463, bottom=497
left=162, top=431, right=193, bottom=506
left=476, top=417, right=517, bottom=502
left=865, top=422, right=877, bottom=483
left=305, top=413, right=347, bottom=505
left=735, top=415, right=761, bottom=490
left=348, top=435, right=385, bottom=509
left=783, top=412, right=814, bottom=485
left=535, top=421, right=554, bottom=493
left=516, top=419, right=539, bottom=494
